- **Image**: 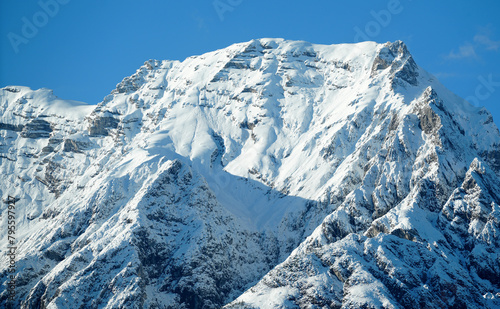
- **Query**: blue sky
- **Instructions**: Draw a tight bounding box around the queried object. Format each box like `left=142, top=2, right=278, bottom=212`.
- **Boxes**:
left=1, top=0, right=500, bottom=124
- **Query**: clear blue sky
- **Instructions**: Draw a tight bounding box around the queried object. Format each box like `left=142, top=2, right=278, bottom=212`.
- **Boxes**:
left=1, top=0, right=500, bottom=124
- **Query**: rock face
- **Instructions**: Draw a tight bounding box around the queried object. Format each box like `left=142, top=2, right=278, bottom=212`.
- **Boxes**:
left=1, top=39, right=500, bottom=309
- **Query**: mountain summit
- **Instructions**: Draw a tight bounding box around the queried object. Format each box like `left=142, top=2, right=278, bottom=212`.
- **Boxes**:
left=1, top=39, right=499, bottom=308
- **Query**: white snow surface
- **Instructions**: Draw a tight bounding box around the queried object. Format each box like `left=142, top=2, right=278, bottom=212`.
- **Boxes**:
left=1, top=39, right=500, bottom=309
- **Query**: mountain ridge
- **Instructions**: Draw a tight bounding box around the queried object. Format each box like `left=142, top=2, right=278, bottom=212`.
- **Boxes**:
left=1, top=39, right=500, bottom=308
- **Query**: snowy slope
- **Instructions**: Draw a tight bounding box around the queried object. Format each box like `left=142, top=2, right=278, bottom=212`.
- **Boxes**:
left=1, top=39, right=499, bottom=309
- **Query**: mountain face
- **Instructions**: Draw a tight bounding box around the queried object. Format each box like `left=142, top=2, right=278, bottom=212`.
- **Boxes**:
left=1, top=39, right=500, bottom=309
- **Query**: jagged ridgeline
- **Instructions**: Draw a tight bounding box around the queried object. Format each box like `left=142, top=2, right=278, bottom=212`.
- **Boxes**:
left=1, top=39, right=499, bottom=309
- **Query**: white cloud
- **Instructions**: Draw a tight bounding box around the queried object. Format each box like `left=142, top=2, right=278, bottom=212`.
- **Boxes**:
left=432, top=72, right=458, bottom=79
left=474, top=33, right=500, bottom=51
left=447, top=43, right=477, bottom=59
left=446, top=26, right=499, bottom=60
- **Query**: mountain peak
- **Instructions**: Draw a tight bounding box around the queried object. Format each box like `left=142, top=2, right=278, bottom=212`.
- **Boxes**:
left=371, top=40, right=418, bottom=86
left=2, top=39, right=500, bottom=308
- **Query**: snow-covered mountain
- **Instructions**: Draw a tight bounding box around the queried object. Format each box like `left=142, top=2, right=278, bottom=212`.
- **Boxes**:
left=1, top=39, right=499, bottom=308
